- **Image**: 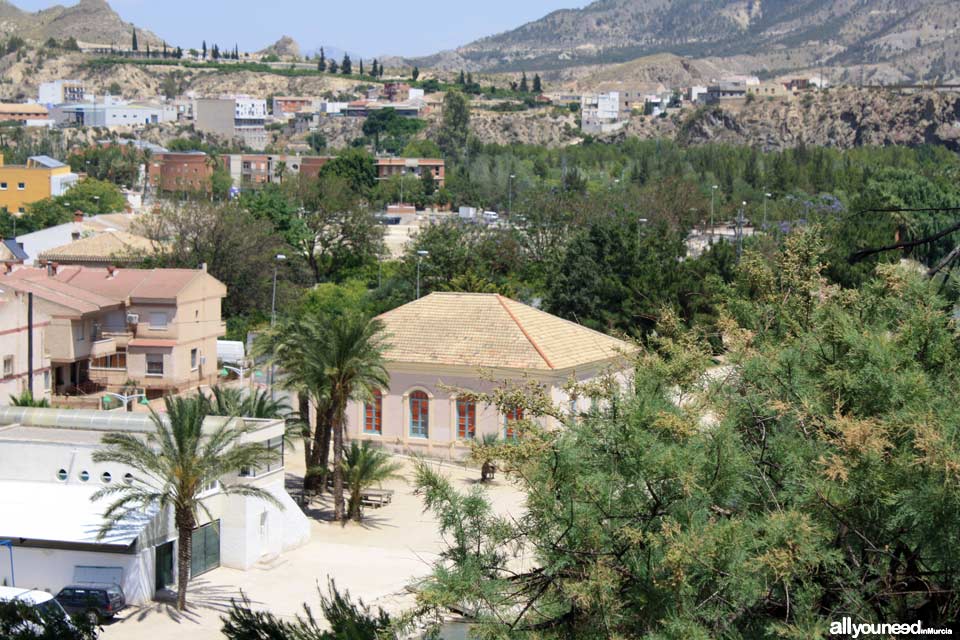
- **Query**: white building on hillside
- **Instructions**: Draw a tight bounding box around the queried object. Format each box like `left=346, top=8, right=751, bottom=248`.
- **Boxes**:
left=581, top=92, right=627, bottom=134
left=0, top=407, right=310, bottom=604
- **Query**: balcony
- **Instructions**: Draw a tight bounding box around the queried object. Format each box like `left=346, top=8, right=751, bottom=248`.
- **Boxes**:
left=89, top=337, right=118, bottom=359
left=101, top=328, right=135, bottom=348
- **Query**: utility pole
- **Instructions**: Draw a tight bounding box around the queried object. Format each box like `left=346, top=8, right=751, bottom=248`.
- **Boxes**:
left=710, top=185, right=718, bottom=244
left=736, top=201, right=746, bottom=261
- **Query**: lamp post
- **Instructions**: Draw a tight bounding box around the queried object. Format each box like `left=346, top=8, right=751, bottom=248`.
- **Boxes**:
left=220, top=364, right=248, bottom=389
left=416, top=250, right=429, bottom=300
left=0, top=539, right=13, bottom=586
left=270, top=254, right=286, bottom=400
left=710, top=185, right=718, bottom=243
left=103, top=391, right=148, bottom=412
left=763, top=192, right=772, bottom=230
left=508, top=174, right=515, bottom=215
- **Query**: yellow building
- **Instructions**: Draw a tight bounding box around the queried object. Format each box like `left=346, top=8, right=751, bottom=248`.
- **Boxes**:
left=0, top=155, right=78, bottom=215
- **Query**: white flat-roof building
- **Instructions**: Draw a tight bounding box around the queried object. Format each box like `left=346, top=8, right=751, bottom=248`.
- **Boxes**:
left=0, top=407, right=310, bottom=603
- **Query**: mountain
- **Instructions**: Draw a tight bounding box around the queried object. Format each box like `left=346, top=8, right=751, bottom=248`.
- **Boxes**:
left=258, top=35, right=301, bottom=59
left=0, top=0, right=165, bottom=48
left=412, top=0, right=959, bottom=84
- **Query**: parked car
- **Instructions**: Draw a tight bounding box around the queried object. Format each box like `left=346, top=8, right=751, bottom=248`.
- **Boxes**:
left=55, top=583, right=126, bottom=622
left=0, top=585, right=73, bottom=632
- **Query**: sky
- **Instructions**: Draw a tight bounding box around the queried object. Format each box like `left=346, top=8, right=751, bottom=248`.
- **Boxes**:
left=13, top=0, right=588, bottom=58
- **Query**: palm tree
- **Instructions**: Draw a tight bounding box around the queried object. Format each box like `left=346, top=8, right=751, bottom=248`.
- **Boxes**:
left=91, top=395, right=283, bottom=611
left=8, top=390, right=50, bottom=407
left=321, top=313, right=390, bottom=521
left=254, top=314, right=330, bottom=492
left=340, top=441, right=402, bottom=521
left=206, top=386, right=291, bottom=419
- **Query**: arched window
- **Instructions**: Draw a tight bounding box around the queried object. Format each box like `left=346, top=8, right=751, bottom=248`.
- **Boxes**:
left=409, top=391, right=429, bottom=438
left=504, top=407, right=524, bottom=440
left=457, top=397, right=476, bottom=440
left=364, top=390, right=383, bottom=434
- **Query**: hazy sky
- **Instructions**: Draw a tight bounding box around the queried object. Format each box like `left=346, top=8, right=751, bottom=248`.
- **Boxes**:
left=13, top=0, right=587, bottom=57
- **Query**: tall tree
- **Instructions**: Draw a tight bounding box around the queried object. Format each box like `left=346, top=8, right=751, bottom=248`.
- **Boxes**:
left=201, top=40, right=207, bottom=59
left=318, top=47, right=326, bottom=71
left=93, top=396, right=282, bottom=610
left=437, top=90, right=470, bottom=161
left=532, top=73, right=542, bottom=93
left=412, top=66, right=420, bottom=81
left=131, top=27, right=138, bottom=51
left=458, top=69, right=466, bottom=85
left=371, top=59, right=378, bottom=77
left=341, top=53, right=352, bottom=75
left=359, top=59, right=364, bottom=76
left=519, top=71, right=529, bottom=93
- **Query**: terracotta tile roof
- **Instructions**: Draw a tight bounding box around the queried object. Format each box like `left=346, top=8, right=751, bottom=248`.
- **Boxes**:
left=38, top=231, right=156, bottom=263
left=1, top=270, right=120, bottom=317
left=376, top=292, right=635, bottom=371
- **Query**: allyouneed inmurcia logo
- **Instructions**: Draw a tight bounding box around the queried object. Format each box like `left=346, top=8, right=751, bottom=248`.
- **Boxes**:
left=830, top=618, right=953, bottom=637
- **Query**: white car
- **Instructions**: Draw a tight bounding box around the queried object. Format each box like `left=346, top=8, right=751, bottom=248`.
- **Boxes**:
left=0, top=585, right=73, bottom=632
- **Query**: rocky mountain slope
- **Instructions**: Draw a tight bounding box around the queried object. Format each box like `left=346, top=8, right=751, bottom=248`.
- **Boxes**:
left=0, top=0, right=164, bottom=48
left=258, top=35, right=301, bottom=59
left=413, top=0, right=959, bottom=85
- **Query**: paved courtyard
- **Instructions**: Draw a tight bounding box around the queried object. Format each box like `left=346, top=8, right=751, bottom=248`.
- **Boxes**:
left=101, top=450, right=525, bottom=639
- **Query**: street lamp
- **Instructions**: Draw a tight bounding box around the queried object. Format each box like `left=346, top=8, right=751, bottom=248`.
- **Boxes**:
left=710, top=185, right=719, bottom=243
left=508, top=174, right=515, bottom=215
left=416, top=250, right=429, bottom=300
left=103, top=391, right=148, bottom=412
left=270, top=254, right=286, bottom=400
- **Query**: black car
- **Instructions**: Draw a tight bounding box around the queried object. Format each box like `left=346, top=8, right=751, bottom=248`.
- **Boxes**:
left=54, top=583, right=126, bottom=622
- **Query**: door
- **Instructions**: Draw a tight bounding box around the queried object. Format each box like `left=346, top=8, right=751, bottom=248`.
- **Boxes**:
left=190, top=521, right=220, bottom=578
left=155, top=541, right=174, bottom=591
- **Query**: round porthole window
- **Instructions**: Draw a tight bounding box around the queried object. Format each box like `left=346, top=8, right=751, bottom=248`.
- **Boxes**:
left=101, top=472, right=112, bottom=483
left=79, top=470, right=90, bottom=482
left=57, top=469, right=67, bottom=481
left=123, top=473, right=134, bottom=484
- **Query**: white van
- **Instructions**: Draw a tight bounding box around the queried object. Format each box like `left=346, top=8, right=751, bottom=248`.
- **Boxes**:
left=0, top=586, right=72, bottom=631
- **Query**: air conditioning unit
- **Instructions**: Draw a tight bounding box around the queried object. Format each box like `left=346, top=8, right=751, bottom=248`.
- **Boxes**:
left=126, top=313, right=140, bottom=325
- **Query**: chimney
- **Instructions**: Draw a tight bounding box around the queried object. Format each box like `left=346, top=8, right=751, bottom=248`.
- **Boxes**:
left=74, top=210, right=84, bottom=223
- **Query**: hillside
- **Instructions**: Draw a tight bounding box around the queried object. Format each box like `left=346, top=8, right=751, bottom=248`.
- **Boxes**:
left=412, top=0, right=959, bottom=85
left=0, top=0, right=165, bottom=48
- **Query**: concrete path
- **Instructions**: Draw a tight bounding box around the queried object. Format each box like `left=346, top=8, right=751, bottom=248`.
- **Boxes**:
left=101, top=452, right=524, bottom=639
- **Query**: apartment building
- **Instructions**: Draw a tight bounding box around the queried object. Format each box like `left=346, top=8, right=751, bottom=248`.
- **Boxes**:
left=195, top=97, right=268, bottom=151
left=222, top=154, right=446, bottom=189
left=147, top=151, right=212, bottom=194
left=54, top=100, right=176, bottom=127
left=581, top=92, right=626, bottom=134
left=0, top=155, right=79, bottom=215
left=2, top=265, right=226, bottom=401
left=37, top=79, right=87, bottom=106
left=0, top=288, right=51, bottom=403
left=272, top=96, right=320, bottom=118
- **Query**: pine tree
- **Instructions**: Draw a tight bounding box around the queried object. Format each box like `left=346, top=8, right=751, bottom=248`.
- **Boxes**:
left=371, top=59, right=378, bottom=77
left=458, top=70, right=466, bottom=85
left=379, top=64, right=384, bottom=78
left=466, top=72, right=473, bottom=86
left=328, top=59, right=339, bottom=74
left=131, top=27, right=138, bottom=51
left=519, top=72, right=528, bottom=93
left=532, top=73, right=542, bottom=93
left=202, top=40, right=207, bottom=59
left=175, top=46, right=183, bottom=59
left=359, top=59, right=364, bottom=76
left=341, top=53, right=352, bottom=75
left=162, top=41, right=168, bottom=58
left=318, top=47, right=326, bottom=72
left=234, top=44, right=239, bottom=60
left=146, top=43, right=151, bottom=57
left=412, top=66, right=420, bottom=81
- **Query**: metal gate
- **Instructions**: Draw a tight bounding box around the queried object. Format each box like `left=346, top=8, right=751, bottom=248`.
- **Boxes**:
left=190, top=521, right=220, bottom=578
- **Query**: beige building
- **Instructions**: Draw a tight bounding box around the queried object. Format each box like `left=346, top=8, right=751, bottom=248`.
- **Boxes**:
left=38, top=230, right=157, bottom=267
left=346, top=292, right=635, bottom=459
left=2, top=265, right=226, bottom=403
left=0, top=289, right=51, bottom=403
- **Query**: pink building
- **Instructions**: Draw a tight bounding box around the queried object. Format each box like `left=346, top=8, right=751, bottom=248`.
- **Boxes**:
left=346, top=292, right=635, bottom=460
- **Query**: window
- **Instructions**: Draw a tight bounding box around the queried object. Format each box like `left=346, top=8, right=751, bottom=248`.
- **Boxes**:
left=146, top=354, right=164, bottom=375
left=409, top=390, right=429, bottom=438
left=123, top=472, right=134, bottom=484
left=504, top=407, right=524, bottom=440
left=43, top=371, right=50, bottom=391
left=79, top=470, right=90, bottom=482
left=57, top=468, right=68, bottom=481
left=457, top=397, right=476, bottom=440
left=17, top=182, right=24, bottom=191
left=190, top=348, right=198, bottom=370
left=74, top=320, right=85, bottom=342
left=0, top=182, right=6, bottom=190
left=149, top=312, right=167, bottom=329
left=265, top=436, right=284, bottom=473
left=91, top=349, right=126, bottom=370
left=101, top=472, right=112, bottom=483
left=2, top=356, right=11, bottom=378
left=364, top=390, right=382, bottom=434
